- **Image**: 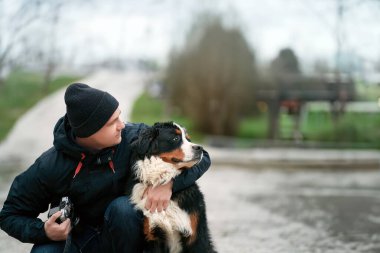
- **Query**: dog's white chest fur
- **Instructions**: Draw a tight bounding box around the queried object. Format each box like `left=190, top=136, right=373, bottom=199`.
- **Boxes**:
left=130, top=157, right=192, bottom=253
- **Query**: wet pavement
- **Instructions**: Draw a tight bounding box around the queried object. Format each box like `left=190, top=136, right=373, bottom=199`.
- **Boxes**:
left=198, top=166, right=380, bottom=253
left=1, top=164, right=380, bottom=252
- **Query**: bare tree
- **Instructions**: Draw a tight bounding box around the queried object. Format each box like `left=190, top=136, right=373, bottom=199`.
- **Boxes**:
left=0, top=0, right=42, bottom=86
left=42, top=0, right=63, bottom=92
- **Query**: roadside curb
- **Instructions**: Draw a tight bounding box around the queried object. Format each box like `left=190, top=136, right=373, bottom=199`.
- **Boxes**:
left=206, top=146, right=380, bottom=169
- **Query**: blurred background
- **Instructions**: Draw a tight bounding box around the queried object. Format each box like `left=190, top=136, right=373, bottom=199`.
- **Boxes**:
left=1, top=0, right=380, bottom=147
left=1, top=0, right=380, bottom=252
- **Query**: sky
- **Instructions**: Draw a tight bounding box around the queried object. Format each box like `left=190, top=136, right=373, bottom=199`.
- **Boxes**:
left=2, top=0, right=380, bottom=73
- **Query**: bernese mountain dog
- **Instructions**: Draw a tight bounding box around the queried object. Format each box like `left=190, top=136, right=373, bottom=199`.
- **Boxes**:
left=128, top=122, right=217, bottom=253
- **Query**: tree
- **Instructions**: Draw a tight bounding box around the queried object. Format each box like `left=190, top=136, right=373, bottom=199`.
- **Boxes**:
left=42, top=0, right=63, bottom=92
left=0, top=0, right=42, bottom=86
left=267, top=47, right=302, bottom=140
left=271, top=48, right=301, bottom=75
left=165, top=15, right=258, bottom=136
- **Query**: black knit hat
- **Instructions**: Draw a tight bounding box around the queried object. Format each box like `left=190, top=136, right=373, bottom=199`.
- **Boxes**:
left=64, top=83, right=119, bottom=138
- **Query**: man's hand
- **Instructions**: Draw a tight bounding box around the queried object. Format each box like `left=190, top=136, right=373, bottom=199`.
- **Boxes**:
left=44, top=211, right=71, bottom=241
left=144, top=181, right=173, bottom=213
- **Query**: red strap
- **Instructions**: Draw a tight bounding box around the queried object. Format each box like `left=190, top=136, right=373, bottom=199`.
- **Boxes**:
left=108, top=148, right=115, bottom=174
left=73, top=153, right=115, bottom=178
left=73, top=153, right=86, bottom=178
left=109, top=160, right=115, bottom=174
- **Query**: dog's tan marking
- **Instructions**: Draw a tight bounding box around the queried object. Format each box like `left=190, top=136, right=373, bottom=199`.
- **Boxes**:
left=144, top=217, right=156, bottom=241
left=159, top=148, right=185, bottom=165
left=175, top=128, right=182, bottom=135
left=187, top=212, right=199, bottom=245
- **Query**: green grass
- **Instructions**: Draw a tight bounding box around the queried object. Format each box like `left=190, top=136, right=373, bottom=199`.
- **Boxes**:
left=303, top=112, right=380, bottom=147
left=130, top=92, right=204, bottom=142
left=238, top=116, right=267, bottom=139
left=130, top=92, right=166, bottom=125
left=130, top=91, right=380, bottom=149
left=0, top=70, right=80, bottom=141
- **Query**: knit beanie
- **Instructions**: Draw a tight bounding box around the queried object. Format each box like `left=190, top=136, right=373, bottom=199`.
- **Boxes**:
left=64, top=83, right=119, bottom=138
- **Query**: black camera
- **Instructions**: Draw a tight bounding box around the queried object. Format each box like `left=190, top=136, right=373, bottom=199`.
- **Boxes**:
left=48, top=196, right=79, bottom=225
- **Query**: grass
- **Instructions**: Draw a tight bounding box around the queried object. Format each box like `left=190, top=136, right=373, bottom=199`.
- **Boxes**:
left=130, top=92, right=204, bottom=142
left=238, top=116, right=267, bottom=139
left=303, top=112, right=380, bottom=147
left=130, top=92, right=166, bottom=125
left=0, top=70, right=80, bottom=141
left=131, top=91, right=380, bottom=149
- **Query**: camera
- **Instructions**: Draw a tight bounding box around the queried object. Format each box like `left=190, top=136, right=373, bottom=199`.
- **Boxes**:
left=48, top=196, right=79, bottom=225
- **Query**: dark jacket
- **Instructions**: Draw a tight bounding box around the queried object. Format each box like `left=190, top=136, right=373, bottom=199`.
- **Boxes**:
left=0, top=116, right=211, bottom=244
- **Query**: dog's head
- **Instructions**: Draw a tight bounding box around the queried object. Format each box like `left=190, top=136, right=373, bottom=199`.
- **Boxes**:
left=131, top=122, right=203, bottom=169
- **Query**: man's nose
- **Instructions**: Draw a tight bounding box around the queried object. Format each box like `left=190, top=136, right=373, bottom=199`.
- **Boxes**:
left=117, top=119, right=125, bottom=130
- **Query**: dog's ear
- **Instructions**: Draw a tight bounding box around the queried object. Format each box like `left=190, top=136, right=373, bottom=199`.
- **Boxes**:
left=131, top=127, right=159, bottom=156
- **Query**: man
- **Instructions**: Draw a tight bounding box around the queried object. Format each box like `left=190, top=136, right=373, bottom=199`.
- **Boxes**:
left=0, top=83, right=211, bottom=252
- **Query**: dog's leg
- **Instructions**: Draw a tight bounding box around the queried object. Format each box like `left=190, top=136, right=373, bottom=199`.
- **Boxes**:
left=186, top=212, right=199, bottom=245
left=147, top=216, right=181, bottom=253
left=166, top=203, right=193, bottom=238
left=184, top=214, right=218, bottom=253
left=167, top=231, right=182, bottom=253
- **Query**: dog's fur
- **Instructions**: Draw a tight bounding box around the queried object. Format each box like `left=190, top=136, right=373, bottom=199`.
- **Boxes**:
left=128, top=122, right=217, bottom=253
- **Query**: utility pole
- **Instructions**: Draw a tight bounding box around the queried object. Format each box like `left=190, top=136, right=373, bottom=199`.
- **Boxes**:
left=335, top=0, right=344, bottom=76
left=332, top=0, right=347, bottom=125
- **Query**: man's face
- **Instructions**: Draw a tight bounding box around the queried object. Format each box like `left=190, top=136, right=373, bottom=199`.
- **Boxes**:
left=89, top=108, right=125, bottom=149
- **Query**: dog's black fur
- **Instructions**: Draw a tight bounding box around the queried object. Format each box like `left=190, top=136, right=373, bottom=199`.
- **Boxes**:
left=128, top=122, right=217, bottom=253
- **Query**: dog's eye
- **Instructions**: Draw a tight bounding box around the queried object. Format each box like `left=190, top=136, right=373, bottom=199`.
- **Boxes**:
left=173, top=136, right=180, bottom=142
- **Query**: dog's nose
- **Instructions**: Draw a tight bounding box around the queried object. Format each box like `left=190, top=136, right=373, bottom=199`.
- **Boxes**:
left=192, top=145, right=203, bottom=151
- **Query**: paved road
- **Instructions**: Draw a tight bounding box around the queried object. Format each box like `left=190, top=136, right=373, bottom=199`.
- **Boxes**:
left=200, top=166, right=380, bottom=253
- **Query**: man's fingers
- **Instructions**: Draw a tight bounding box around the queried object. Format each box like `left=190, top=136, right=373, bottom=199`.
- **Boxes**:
left=62, top=218, right=71, bottom=228
left=145, top=198, right=152, bottom=211
left=44, top=213, right=71, bottom=241
left=163, top=200, right=169, bottom=210
left=51, top=210, right=62, bottom=219
left=47, top=211, right=62, bottom=224
left=149, top=201, right=158, bottom=213
left=156, top=201, right=163, bottom=213
left=62, top=219, right=71, bottom=235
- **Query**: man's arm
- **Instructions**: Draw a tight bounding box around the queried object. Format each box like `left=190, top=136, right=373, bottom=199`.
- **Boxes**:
left=172, top=149, right=211, bottom=192
left=144, top=150, right=211, bottom=213
left=0, top=160, right=54, bottom=243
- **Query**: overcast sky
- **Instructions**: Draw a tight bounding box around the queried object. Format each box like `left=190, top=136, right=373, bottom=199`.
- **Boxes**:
left=3, top=0, right=380, bottom=71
